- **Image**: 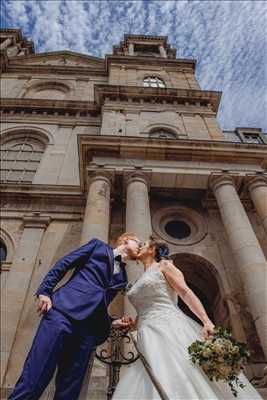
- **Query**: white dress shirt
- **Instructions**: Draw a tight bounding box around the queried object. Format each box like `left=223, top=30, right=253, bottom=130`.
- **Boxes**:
left=113, top=248, right=124, bottom=274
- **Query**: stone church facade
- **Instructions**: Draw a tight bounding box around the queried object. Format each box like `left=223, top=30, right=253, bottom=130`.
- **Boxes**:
left=0, top=29, right=267, bottom=398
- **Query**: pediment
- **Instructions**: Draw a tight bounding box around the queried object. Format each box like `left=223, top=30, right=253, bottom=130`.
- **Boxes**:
left=10, top=51, right=104, bottom=69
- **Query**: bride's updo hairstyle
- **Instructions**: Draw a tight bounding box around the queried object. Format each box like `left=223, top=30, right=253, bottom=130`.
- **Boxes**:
left=148, top=235, right=170, bottom=262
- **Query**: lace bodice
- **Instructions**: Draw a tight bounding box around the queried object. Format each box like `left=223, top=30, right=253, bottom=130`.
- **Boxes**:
left=127, top=264, right=185, bottom=327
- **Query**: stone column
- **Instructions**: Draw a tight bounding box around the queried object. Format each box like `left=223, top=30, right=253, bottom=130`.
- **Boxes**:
left=80, top=170, right=114, bottom=245
left=80, top=170, right=114, bottom=397
left=0, top=37, right=12, bottom=50
left=123, top=171, right=152, bottom=358
left=125, top=171, right=152, bottom=241
left=247, top=175, right=267, bottom=234
left=1, top=214, right=50, bottom=385
left=159, top=45, right=167, bottom=58
left=125, top=170, right=152, bottom=283
left=210, top=174, right=267, bottom=357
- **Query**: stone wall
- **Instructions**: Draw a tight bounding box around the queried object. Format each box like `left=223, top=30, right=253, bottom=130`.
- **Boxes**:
left=108, top=64, right=200, bottom=90
left=1, top=120, right=101, bottom=186
left=1, top=74, right=108, bottom=102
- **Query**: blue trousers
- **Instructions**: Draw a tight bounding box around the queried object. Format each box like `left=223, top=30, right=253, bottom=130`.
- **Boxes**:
left=8, top=308, right=97, bottom=400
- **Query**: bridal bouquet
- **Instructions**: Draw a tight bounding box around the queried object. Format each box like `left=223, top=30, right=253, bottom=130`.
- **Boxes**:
left=188, top=327, right=250, bottom=397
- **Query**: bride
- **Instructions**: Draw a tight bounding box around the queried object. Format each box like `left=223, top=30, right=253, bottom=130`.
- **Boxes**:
left=112, top=236, right=263, bottom=400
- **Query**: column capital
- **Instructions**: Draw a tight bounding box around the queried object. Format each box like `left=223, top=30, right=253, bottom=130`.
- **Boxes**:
left=86, top=168, right=115, bottom=187
left=246, top=174, right=267, bottom=192
left=22, top=213, right=51, bottom=229
left=123, top=169, right=151, bottom=189
left=209, top=173, right=236, bottom=192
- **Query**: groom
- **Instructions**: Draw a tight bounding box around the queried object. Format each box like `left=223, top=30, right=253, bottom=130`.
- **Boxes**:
left=9, top=233, right=141, bottom=400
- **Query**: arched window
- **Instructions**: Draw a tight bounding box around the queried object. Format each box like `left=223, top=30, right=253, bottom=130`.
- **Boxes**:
left=149, top=129, right=177, bottom=139
left=0, top=240, right=7, bottom=266
left=143, top=76, right=165, bottom=88
left=25, top=81, right=70, bottom=100
left=0, top=135, right=46, bottom=183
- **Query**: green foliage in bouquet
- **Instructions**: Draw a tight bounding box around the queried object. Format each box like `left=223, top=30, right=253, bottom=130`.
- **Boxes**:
left=188, top=327, right=250, bottom=397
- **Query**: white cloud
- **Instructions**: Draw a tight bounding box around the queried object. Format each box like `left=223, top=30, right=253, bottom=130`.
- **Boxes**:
left=1, top=0, right=267, bottom=131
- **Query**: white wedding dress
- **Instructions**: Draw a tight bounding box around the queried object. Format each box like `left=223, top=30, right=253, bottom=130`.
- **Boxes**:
left=112, top=263, right=263, bottom=400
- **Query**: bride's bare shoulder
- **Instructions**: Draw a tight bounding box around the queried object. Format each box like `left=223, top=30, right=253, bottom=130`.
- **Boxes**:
left=159, top=260, right=184, bottom=277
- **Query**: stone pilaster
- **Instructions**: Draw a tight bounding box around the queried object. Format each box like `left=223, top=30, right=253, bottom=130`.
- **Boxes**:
left=1, top=214, right=50, bottom=385
left=210, top=174, right=267, bottom=357
left=247, top=175, right=267, bottom=234
left=80, top=170, right=114, bottom=245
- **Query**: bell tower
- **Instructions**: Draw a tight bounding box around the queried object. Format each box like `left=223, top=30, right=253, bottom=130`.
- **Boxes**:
left=97, top=34, right=223, bottom=141
left=113, top=34, right=176, bottom=59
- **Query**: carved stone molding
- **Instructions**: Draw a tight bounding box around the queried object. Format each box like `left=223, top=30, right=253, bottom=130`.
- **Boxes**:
left=152, top=205, right=207, bottom=246
left=246, top=174, right=267, bottom=192
left=86, top=168, right=115, bottom=194
left=123, top=169, right=152, bottom=191
left=22, top=213, right=51, bottom=229
left=208, top=173, right=241, bottom=193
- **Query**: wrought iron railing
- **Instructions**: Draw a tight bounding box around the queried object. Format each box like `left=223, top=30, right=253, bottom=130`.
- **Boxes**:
left=95, top=328, right=139, bottom=399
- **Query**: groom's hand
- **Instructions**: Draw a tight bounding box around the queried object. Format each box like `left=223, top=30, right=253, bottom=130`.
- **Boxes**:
left=37, top=294, right=52, bottom=316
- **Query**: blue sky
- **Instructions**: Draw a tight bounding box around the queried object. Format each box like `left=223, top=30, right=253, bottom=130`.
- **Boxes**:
left=1, top=0, right=267, bottom=132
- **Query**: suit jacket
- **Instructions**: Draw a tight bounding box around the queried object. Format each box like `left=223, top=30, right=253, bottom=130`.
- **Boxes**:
left=35, top=238, right=128, bottom=344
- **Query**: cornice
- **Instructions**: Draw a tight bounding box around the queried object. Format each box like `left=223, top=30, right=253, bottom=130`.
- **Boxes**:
left=79, top=135, right=267, bottom=169
left=0, top=97, right=99, bottom=116
left=124, top=34, right=168, bottom=43
left=0, top=183, right=83, bottom=197
left=94, top=84, right=221, bottom=113
left=79, top=135, right=267, bottom=195
left=5, top=64, right=107, bottom=76
left=4, top=55, right=195, bottom=76
left=2, top=50, right=105, bottom=75
left=0, top=185, right=86, bottom=214
left=105, top=54, right=196, bottom=71
left=9, top=50, right=104, bottom=63
left=1, top=28, right=23, bottom=38
left=0, top=92, right=219, bottom=116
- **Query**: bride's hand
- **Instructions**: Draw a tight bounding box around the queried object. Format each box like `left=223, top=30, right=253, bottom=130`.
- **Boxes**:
left=202, top=320, right=215, bottom=340
left=112, top=317, right=131, bottom=329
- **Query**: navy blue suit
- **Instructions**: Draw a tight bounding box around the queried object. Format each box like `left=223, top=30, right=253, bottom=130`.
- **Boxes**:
left=9, top=238, right=128, bottom=400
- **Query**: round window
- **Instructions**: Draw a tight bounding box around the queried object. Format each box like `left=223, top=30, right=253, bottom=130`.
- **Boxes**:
left=152, top=206, right=207, bottom=246
left=165, top=220, right=191, bottom=239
